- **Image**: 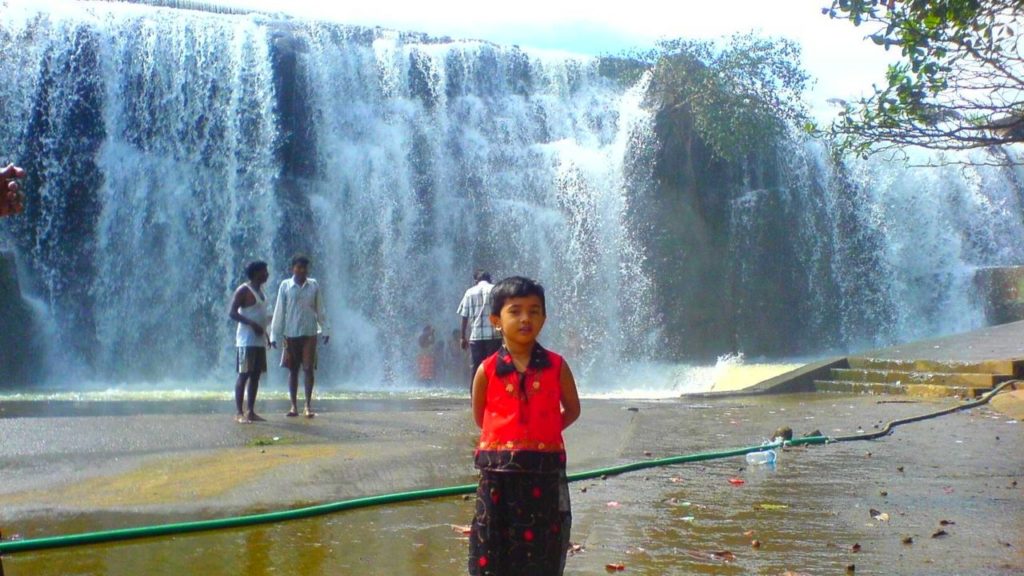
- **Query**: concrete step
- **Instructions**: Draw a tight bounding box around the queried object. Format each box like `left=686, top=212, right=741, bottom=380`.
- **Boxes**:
left=847, top=356, right=1022, bottom=376
left=830, top=368, right=1013, bottom=387
left=814, top=380, right=992, bottom=399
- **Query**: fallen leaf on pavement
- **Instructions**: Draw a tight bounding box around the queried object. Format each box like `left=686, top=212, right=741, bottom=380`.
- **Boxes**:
left=450, top=524, right=472, bottom=536
left=728, top=478, right=746, bottom=486
left=851, top=543, right=862, bottom=553
left=711, top=550, right=736, bottom=562
left=754, top=503, right=789, bottom=511
left=901, top=536, right=914, bottom=545
left=751, top=539, right=762, bottom=548
left=605, top=563, right=626, bottom=572
left=607, top=501, right=621, bottom=508
left=932, top=529, right=949, bottom=538
left=684, top=550, right=736, bottom=563
left=939, top=519, right=956, bottom=526
left=869, top=509, right=890, bottom=521
left=743, top=530, right=755, bottom=537
left=569, top=543, right=585, bottom=556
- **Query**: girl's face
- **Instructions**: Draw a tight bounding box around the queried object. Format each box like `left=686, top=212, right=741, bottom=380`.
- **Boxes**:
left=492, top=294, right=546, bottom=347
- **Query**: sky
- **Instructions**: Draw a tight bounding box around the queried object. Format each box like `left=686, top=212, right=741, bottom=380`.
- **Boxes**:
left=208, top=0, right=897, bottom=119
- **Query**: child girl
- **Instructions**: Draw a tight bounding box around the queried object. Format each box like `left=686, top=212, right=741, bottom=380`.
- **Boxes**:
left=468, top=276, right=581, bottom=576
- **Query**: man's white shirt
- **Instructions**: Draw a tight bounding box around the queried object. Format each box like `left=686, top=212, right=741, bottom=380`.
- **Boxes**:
left=270, top=277, right=330, bottom=343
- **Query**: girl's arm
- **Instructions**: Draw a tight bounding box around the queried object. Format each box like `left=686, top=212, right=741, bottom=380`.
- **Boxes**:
left=560, top=361, right=581, bottom=430
left=471, top=364, right=489, bottom=429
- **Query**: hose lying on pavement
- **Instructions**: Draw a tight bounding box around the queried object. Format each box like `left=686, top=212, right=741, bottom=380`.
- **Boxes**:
left=0, top=380, right=1016, bottom=556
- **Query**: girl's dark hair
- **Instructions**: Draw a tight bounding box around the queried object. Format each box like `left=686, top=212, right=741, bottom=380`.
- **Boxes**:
left=490, top=276, right=546, bottom=316
left=244, top=260, right=268, bottom=281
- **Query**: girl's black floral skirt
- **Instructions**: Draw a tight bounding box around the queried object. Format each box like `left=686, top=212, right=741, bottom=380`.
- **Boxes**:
left=469, top=451, right=571, bottom=576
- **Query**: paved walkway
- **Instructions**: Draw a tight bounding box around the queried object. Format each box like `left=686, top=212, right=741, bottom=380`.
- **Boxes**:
left=858, top=320, right=1024, bottom=363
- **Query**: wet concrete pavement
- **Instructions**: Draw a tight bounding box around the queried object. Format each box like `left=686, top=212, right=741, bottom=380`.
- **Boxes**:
left=0, top=394, right=1021, bottom=575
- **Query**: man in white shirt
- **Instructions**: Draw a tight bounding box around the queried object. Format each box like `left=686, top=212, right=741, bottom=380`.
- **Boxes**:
left=457, top=270, right=503, bottom=386
left=270, top=255, right=330, bottom=418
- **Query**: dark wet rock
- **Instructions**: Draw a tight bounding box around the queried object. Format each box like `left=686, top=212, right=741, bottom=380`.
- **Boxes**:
left=0, top=251, right=45, bottom=387
left=772, top=426, right=793, bottom=441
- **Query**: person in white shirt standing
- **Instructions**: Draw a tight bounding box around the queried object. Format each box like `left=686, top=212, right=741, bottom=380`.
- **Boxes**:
left=270, top=255, right=330, bottom=418
left=457, top=269, right=503, bottom=387
left=228, top=260, right=270, bottom=423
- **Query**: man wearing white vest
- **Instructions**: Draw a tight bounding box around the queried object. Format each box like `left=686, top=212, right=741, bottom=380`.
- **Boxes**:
left=228, top=260, right=270, bottom=423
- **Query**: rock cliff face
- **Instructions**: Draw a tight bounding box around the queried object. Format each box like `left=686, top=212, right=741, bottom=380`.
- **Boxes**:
left=0, top=251, right=43, bottom=386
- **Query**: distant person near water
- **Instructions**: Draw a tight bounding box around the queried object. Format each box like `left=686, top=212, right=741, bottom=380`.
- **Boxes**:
left=417, top=324, right=437, bottom=382
left=458, top=270, right=503, bottom=386
left=1, top=163, right=26, bottom=218
left=270, top=255, right=330, bottom=418
left=468, top=276, right=581, bottom=576
left=228, top=260, right=270, bottom=424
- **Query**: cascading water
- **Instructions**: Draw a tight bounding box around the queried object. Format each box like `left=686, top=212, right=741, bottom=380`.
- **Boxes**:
left=0, top=1, right=656, bottom=388
left=1, top=1, right=1022, bottom=393
left=729, top=140, right=1024, bottom=357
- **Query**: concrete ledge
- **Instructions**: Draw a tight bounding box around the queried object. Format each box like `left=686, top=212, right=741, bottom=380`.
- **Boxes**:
left=831, top=368, right=1012, bottom=386
left=689, top=357, right=848, bottom=398
left=848, top=356, right=1022, bottom=376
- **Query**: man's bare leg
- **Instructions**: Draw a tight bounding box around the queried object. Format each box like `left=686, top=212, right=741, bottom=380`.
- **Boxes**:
left=235, top=373, right=250, bottom=423
left=246, top=373, right=265, bottom=422
left=287, top=368, right=300, bottom=417
left=303, top=368, right=315, bottom=418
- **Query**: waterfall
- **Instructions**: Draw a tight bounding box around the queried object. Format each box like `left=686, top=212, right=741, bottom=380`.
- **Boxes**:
left=0, top=1, right=657, bottom=387
left=730, top=140, right=1024, bottom=356
left=1, top=1, right=1022, bottom=390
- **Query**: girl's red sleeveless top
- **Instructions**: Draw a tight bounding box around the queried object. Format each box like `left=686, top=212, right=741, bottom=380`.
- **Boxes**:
left=478, top=345, right=565, bottom=453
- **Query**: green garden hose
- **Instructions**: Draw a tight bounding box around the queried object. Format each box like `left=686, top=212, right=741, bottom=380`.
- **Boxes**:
left=0, top=380, right=1015, bottom=556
